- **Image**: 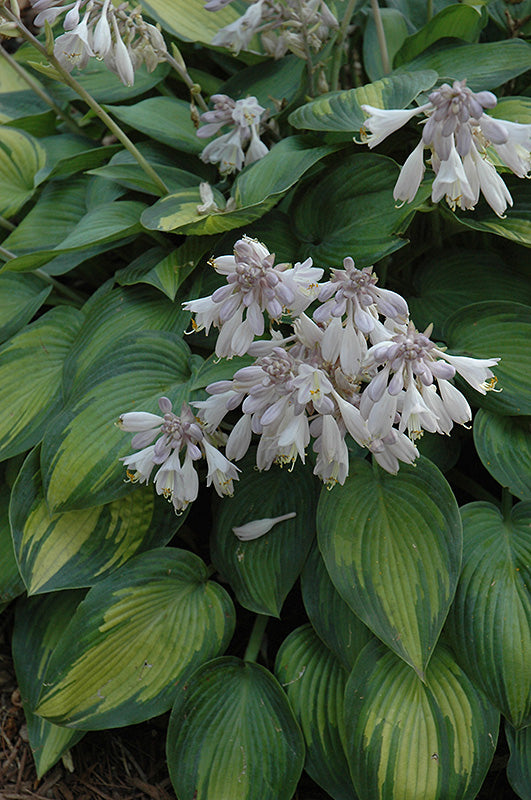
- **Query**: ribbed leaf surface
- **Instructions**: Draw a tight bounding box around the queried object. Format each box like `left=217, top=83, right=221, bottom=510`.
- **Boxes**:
left=445, top=501, right=531, bottom=728
left=506, top=722, right=531, bottom=800
left=167, top=657, right=305, bottom=800
left=0, top=272, right=51, bottom=344
left=444, top=301, right=531, bottom=416
left=275, top=625, right=357, bottom=800
left=211, top=455, right=317, bottom=616
left=0, top=464, right=24, bottom=611
left=318, top=457, right=462, bottom=677
left=345, top=640, right=499, bottom=800
left=0, top=126, right=46, bottom=216
left=41, top=330, right=193, bottom=512
left=474, top=410, right=531, bottom=501
left=288, top=71, right=437, bottom=131
left=0, top=306, right=83, bottom=461
left=12, top=591, right=86, bottom=777
left=35, top=549, right=235, bottom=729
left=10, top=447, right=181, bottom=594
left=451, top=177, right=531, bottom=246
left=139, top=0, right=246, bottom=42
left=301, top=542, right=373, bottom=670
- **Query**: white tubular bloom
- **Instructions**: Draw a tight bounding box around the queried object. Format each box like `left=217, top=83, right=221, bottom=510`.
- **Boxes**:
left=359, top=79, right=531, bottom=216
left=197, top=94, right=268, bottom=175
left=118, top=397, right=238, bottom=513
left=232, top=512, right=297, bottom=541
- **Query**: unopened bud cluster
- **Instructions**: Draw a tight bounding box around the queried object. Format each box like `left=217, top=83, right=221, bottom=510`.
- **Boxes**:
left=118, top=236, right=499, bottom=513
left=361, top=79, right=531, bottom=218
left=30, top=0, right=168, bottom=85
left=204, top=0, right=338, bottom=58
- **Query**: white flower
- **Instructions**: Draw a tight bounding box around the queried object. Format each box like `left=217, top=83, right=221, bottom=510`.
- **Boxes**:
left=431, top=140, right=476, bottom=211
left=433, top=351, right=500, bottom=394
left=53, top=10, right=94, bottom=71
left=92, top=0, right=112, bottom=58
left=233, top=512, right=297, bottom=541
left=360, top=104, right=430, bottom=148
left=393, top=140, right=426, bottom=204
left=211, top=0, right=264, bottom=53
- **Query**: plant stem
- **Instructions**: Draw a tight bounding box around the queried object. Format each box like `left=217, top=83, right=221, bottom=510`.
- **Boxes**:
left=0, top=215, right=15, bottom=232
left=427, top=0, right=433, bottom=22
left=330, top=0, right=359, bottom=91
left=0, top=244, right=16, bottom=261
left=501, top=487, right=513, bottom=520
left=0, top=43, right=81, bottom=135
left=447, top=468, right=499, bottom=506
left=164, top=52, right=208, bottom=112
left=296, top=0, right=316, bottom=97
left=370, top=0, right=390, bottom=75
left=243, top=614, right=269, bottom=663
left=0, top=7, right=169, bottom=196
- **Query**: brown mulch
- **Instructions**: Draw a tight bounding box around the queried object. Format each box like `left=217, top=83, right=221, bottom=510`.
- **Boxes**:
left=0, top=618, right=177, bottom=800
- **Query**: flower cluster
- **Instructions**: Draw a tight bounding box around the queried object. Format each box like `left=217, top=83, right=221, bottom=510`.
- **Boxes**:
left=361, top=79, right=531, bottom=217
left=205, top=0, right=338, bottom=59
left=197, top=95, right=269, bottom=175
left=30, top=0, right=168, bottom=85
left=118, top=397, right=239, bottom=513
left=118, top=236, right=499, bottom=513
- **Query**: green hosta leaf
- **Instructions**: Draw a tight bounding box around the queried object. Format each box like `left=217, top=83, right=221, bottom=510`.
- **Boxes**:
left=12, top=591, right=86, bottom=778
left=444, top=301, right=531, bottom=416
left=41, top=330, right=193, bottom=512
left=0, top=464, right=24, bottom=610
left=220, top=55, right=305, bottom=114
left=394, top=4, right=485, bottom=67
left=399, top=39, right=531, bottom=91
left=291, top=152, right=431, bottom=267
left=139, top=0, right=246, bottom=42
left=167, top=656, right=305, bottom=800
left=142, top=137, right=337, bottom=235
left=116, top=239, right=211, bottom=301
left=234, top=136, right=337, bottom=207
left=301, top=542, right=373, bottom=670
left=141, top=185, right=277, bottom=235
left=0, top=272, right=51, bottom=344
left=0, top=306, right=84, bottom=461
left=490, top=96, right=531, bottom=125
left=506, top=722, right=531, bottom=800
left=451, top=176, right=531, bottom=246
left=444, top=501, right=531, bottom=728
left=0, top=126, right=46, bottom=217
left=52, top=201, right=146, bottom=251
left=364, top=9, right=408, bottom=81
left=409, top=249, right=531, bottom=336
left=105, top=98, right=202, bottom=153
left=275, top=625, right=357, bottom=800
left=211, top=455, right=317, bottom=616
left=64, top=284, right=190, bottom=391
left=88, top=161, right=201, bottom=196
left=318, top=457, right=462, bottom=678
left=473, top=410, right=531, bottom=501
left=345, top=640, right=499, bottom=800
left=0, top=58, right=35, bottom=93
left=288, top=70, right=437, bottom=132
left=35, top=549, right=235, bottom=729
left=10, top=447, right=182, bottom=595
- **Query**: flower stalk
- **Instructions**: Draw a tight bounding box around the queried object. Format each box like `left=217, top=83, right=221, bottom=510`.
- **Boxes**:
left=0, top=6, right=170, bottom=196
left=243, top=614, right=269, bottom=662
left=370, top=0, right=390, bottom=75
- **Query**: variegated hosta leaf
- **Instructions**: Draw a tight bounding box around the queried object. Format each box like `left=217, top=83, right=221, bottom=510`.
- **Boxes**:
left=444, top=302, right=531, bottom=416
left=0, top=126, right=46, bottom=217
left=139, top=0, right=247, bottom=42
left=40, top=330, right=194, bottom=512
left=301, top=542, right=373, bottom=670
left=63, top=284, right=190, bottom=392
left=10, top=447, right=182, bottom=595
left=275, top=624, right=358, bottom=800
left=288, top=70, right=437, bottom=131
left=345, top=640, right=500, bottom=800
left=12, top=591, right=86, bottom=778
left=0, top=306, right=84, bottom=462
left=506, top=721, right=531, bottom=800
left=0, top=463, right=24, bottom=611
left=0, top=272, right=51, bottom=344
left=211, top=454, right=317, bottom=617
left=444, top=501, right=531, bottom=728
left=473, top=410, right=531, bottom=501
left=166, top=657, right=305, bottom=800
left=35, top=548, right=235, bottom=729
left=318, top=457, right=462, bottom=678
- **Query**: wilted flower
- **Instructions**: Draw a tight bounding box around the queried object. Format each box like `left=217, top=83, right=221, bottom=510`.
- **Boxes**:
left=232, top=512, right=296, bottom=540
left=360, top=79, right=531, bottom=217
left=118, top=397, right=239, bottom=513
